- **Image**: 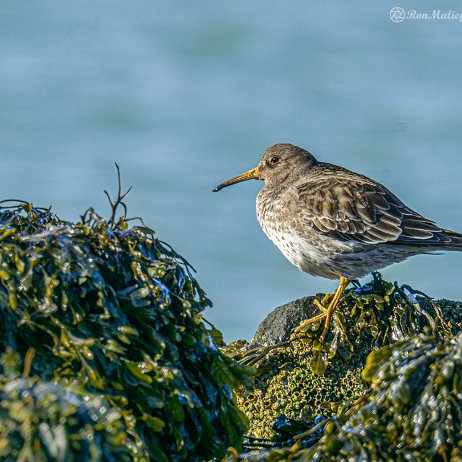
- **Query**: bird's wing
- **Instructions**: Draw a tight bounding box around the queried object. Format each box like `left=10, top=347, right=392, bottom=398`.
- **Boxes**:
left=295, top=176, right=445, bottom=246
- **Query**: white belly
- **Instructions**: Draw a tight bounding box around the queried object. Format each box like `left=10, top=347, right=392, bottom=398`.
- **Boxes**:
left=258, top=219, right=345, bottom=279
left=258, top=218, right=421, bottom=280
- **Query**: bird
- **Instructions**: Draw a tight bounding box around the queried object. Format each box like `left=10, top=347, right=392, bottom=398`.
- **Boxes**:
left=213, top=143, right=462, bottom=344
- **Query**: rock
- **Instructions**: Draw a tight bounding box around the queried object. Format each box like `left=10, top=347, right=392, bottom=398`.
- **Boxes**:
left=225, top=274, right=462, bottom=456
left=252, top=296, right=317, bottom=345
left=252, top=295, right=462, bottom=347
left=227, top=329, right=462, bottom=462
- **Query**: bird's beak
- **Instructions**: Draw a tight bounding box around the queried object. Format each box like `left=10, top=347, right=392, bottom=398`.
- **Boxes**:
left=212, top=166, right=261, bottom=192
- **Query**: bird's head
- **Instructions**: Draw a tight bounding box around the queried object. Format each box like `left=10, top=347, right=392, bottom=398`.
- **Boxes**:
left=212, top=143, right=317, bottom=192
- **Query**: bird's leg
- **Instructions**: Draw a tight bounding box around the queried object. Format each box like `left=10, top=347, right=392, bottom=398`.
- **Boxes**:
left=294, top=293, right=335, bottom=332
left=310, top=292, right=335, bottom=313
left=311, top=291, right=336, bottom=312
left=293, top=277, right=350, bottom=335
left=318, top=277, right=350, bottom=344
left=293, top=310, right=327, bottom=333
left=312, top=299, right=328, bottom=312
left=321, top=291, right=335, bottom=306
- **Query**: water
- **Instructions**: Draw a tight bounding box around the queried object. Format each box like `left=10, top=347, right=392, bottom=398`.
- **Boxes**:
left=1, top=1, right=461, bottom=341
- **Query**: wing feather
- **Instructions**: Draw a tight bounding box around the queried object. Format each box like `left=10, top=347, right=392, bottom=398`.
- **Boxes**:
left=295, top=173, right=446, bottom=247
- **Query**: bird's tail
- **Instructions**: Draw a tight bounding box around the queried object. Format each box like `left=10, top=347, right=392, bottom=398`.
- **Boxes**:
left=441, top=229, right=462, bottom=250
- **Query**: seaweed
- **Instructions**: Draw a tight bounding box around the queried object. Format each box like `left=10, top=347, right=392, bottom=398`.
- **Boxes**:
left=0, top=195, right=252, bottom=461
left=223, top=275, right=462, bottom=461
left=0, top=376, right=131, bottom=461
left=236, top=273, right=450, bottom=376
left=232, top=332, right=462, bottom=461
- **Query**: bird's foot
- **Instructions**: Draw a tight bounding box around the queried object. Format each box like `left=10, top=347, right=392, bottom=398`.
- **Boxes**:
left=318, top=316, right=333, bottom=345
left=294, top=292, right=335, bottom=334
left=293, top=292, right=335, bottom=333
left=293, top=278, right=350, bottom=344
left=320, top=291, right=335, bottom=306
left=293, top=310, right=327, bottom=333
left=293, top=307, right=335, bottom=344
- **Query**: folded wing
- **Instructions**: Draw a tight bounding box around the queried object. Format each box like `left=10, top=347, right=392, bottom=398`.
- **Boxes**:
left=296, top=176, right=454, bottom=247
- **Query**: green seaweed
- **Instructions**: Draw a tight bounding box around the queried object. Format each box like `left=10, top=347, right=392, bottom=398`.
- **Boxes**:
left=237, top=273, right=450, bottom=377
left=0, top=198, right=252, bottom=461
left=223, top=275, right=461, bottom=461
left=236, top=332, right=462, bottom=461
left=0, top=376, right=131, bottom=461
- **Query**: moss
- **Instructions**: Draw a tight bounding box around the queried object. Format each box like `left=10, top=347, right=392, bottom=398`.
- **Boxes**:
left=0, top=202, right=252, bottom=461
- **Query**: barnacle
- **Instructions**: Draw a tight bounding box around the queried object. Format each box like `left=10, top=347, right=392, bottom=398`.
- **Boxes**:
left=300, top=332, right=462, bottom=461
left=225, top=273, right=462, bottom=460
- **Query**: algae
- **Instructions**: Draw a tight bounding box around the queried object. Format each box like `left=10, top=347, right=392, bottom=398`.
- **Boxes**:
left=229, top=332, right=462, bottom=461
left=223, top=274, right=462, bottom=461
left=1, top=182, right=460, bottom=461
left=0, top=198, right=252, bottom=461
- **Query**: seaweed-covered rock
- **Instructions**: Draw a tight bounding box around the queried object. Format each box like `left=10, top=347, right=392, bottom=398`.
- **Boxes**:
left=254, top=290, right=462, bottom=352
left=225, top=339, right=367, bottom=439
left=0, top=202, right=252, bottom=461
left=0, top=375, right=129, bottom=461
left=223, top=274, right=461, bottom=456
left=233, top=331, right=462, bottom=461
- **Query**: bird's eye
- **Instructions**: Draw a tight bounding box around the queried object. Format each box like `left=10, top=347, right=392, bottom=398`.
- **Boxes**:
left=269, top=156, right=280, bottom=165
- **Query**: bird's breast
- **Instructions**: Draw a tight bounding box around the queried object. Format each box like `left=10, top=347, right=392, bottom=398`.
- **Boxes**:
left=256, top=187, right=343, bottom=279
left=257, top=190, right=362, bottom=279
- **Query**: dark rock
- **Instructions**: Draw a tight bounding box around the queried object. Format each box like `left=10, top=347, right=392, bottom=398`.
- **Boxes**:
left=252, top=295, right=462, bottom=348
left=252, top=296, right=318, bottom=345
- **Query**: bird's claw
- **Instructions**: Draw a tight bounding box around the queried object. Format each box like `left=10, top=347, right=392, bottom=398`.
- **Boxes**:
left=293, top=311, right=327, bottom=333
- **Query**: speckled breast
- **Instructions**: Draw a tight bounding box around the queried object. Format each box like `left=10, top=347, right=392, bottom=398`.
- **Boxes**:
left=256, top=186, right=340, bottom=279
left=255, top=186, right=377, bottom=280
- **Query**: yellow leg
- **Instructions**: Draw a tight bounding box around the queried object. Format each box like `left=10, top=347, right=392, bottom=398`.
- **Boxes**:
left=294, top=309, right=327, bottom=333
left=321, top=291, right=335, bottom=306
left=293, top=277, right=350, bottom=340
left=311, top=291, right=336, bottom=313
left=310, top=292, right=334, bottom=313
left=313, top=299, right=328, bottom=312
left=319, top=277, right=350, bottom=344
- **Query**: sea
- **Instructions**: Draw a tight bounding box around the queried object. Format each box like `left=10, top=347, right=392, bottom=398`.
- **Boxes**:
left=1, top=0, right=461, bottom=341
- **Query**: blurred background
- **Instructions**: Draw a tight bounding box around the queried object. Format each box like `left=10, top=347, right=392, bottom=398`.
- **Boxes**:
left=1, top=1, right=461, bottom=341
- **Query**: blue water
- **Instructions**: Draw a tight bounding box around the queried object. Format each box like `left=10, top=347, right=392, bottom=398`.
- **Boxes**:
left=1, top=1, right=461, bottom=341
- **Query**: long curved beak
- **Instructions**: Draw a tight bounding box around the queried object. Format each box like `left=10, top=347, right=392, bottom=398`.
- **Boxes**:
left=212, top=166, right=261, bottom=192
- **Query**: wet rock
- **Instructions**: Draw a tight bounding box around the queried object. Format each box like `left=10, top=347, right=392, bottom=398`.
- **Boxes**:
left=230, top=331, right=462, bottom=461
